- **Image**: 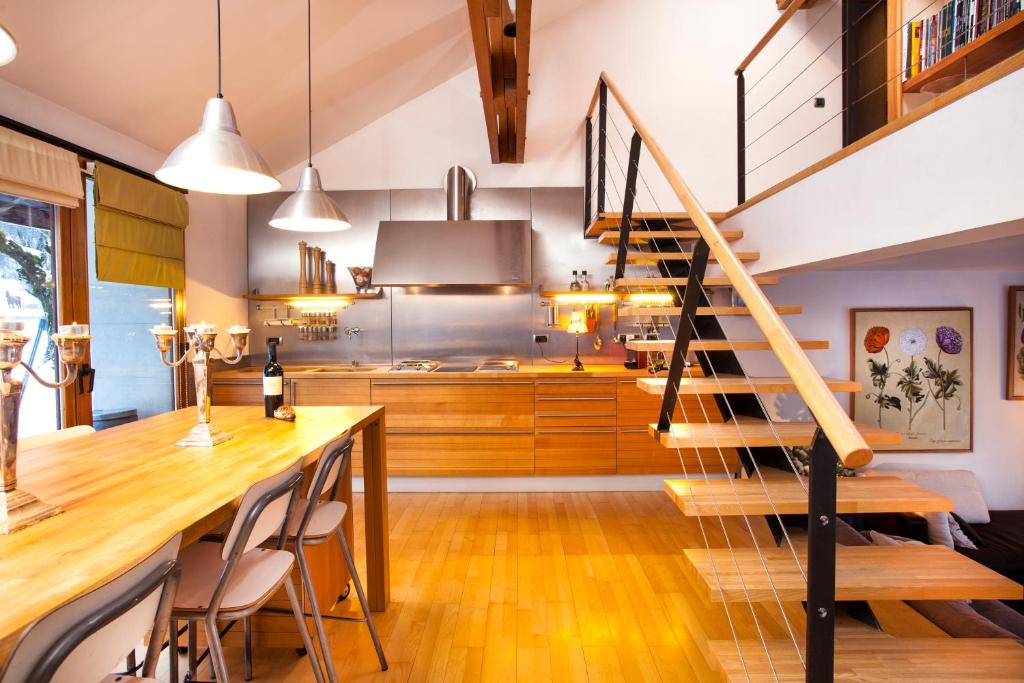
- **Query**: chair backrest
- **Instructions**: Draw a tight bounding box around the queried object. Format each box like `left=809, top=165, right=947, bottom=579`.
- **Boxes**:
left=0, top=533, right=181, bottom=683
left=18, top=425, right=96, bottom=452
left=309, top=434, right=353, bottom=502
left=222, top=458, right=304, bottom=561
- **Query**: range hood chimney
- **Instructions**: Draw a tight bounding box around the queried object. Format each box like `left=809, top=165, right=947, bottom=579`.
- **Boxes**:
left=372, top=166, right=532, bottom=288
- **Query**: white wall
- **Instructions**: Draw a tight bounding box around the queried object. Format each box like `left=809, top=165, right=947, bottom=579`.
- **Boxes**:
left=721, top=269, right=1024, bottom=510
left=0, top=79, right=249, bottom=335
left=281, top=0, right=843, bottom=212
left=725, top=67, right=1024, bottom=275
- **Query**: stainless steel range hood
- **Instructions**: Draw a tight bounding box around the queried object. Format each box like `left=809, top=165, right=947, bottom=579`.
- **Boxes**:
left=373, top=166, right=532, bottom=287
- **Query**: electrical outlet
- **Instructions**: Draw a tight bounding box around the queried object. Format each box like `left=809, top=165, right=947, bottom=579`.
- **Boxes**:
left=814, top=97, right=826, bottom=108
left=533, top=334, right=549, bottom=344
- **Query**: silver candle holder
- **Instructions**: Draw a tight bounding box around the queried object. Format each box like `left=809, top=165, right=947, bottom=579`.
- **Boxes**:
left=1, top=320, right=91, bottom=534
left=151, top=322, right=249, bottom=447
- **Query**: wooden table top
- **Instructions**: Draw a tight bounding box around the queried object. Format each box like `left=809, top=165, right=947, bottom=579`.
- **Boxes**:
left=0, top=405, right=382, bottom=649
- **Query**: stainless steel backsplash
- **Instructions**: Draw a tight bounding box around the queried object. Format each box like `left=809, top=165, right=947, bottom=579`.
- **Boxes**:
left=246, top=186, right=627, bottom=366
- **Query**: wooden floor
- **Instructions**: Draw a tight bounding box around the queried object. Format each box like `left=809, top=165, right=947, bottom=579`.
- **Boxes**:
left=166, top=491, right=782, bottom=682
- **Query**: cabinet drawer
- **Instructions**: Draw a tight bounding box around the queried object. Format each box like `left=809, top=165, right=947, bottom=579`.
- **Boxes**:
left=535, top=379, right=617, bottom=397
left=535, top=413, right=617, bottom=429
left=535, top=429, right=616, bottom=475
left=617, top=379, right=719, bottom=427
left=386, top=433, right=534, bottom=476
left=372, top=380, right=534, bottom=432
left=293, top=378, right=371, bottom=406
left=616, top=429, right=737, bottom=475
left=212, top=380, right=290, bottom=406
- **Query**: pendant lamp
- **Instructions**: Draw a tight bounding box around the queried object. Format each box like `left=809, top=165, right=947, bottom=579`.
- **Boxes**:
left=156, top=0, right=279, bottom=195
left=269, top=0, right=350, bottom=231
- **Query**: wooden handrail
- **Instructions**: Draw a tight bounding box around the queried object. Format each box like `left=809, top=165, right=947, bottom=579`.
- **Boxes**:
left=594, top=71, right=872, bottom=468
left=736, top=0, right=809, bottom=73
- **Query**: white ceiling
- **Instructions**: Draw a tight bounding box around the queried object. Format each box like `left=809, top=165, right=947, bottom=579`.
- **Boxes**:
left=0, top=0, right=593, bottom=173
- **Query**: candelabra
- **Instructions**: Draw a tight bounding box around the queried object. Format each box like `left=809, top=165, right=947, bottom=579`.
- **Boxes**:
left=1, top=320, right=90, bottom=534
left=151, top=322, right=249, bottom=447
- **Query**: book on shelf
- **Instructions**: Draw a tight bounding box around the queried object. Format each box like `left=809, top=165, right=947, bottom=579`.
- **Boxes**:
left=902, top=0, right=1022, bottom=82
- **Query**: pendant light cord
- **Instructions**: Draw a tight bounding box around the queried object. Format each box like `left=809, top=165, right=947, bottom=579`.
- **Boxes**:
left=216, top=0, right=223, bottom=97
left=307, top=0, right=313, bottom=167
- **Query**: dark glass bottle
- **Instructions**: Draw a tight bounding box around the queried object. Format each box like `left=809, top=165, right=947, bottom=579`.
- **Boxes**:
left=263, top=337, right=284, bottom=417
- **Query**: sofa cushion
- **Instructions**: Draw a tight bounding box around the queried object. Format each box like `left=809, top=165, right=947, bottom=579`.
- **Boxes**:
left=870, top=469, right=990, bottom=523
left=908, top=600, right=1021, bottom=641
left=971, top=600, right=1024, bottom=643
left=835, top=517, right=871, bottom=546
left=867, top=530, right=926, bottom=546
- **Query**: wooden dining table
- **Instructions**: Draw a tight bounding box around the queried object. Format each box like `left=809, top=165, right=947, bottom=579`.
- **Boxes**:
left=0, top=405, right=389, bottom=660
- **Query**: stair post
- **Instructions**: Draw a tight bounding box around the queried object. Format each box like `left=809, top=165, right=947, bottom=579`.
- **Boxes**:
left=584, top=117, right=593, bottom=234
left=736, top=69, right=746, bottom=205
left=656, top=238, right=710, bottom=433
left=805, top=427, right=837, bottom=682
left=597, top=80, right=607, bottom=216
left=612, top=131, right=643, bottom=280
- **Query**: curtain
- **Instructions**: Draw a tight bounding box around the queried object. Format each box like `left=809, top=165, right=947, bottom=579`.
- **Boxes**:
left=0, top=127, right=83, bottom=207
left=93, top=162, right=188, bottom=289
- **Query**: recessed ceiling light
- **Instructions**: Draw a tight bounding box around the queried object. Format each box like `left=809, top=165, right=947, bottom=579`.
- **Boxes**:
left=0, top=24, right=17, bottom=67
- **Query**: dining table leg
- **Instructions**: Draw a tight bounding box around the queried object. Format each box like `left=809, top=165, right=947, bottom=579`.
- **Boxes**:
left=361, top=414, right=389, bottom=611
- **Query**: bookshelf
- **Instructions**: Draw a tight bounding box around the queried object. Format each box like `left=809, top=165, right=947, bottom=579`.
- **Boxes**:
left=903, top=7, right=1024, bottom=92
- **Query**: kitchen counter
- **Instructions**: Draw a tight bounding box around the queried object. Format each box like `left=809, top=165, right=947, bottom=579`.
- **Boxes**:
left=211, top=362, right=736, bottom=478
left=213, top=362, right=656, bottom=380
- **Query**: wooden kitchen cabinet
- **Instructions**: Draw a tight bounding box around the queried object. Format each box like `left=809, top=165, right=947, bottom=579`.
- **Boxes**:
left=534, top=379, right=617, bottom=474
left=386, top=433, right=534, bottom=476
left=371, top=379, right=534, bottom=432
left=616, top=379, right=737, bottom=474
left=211, top=379, right=290, bottom=406
left=293, top=378, right=371, bottom=476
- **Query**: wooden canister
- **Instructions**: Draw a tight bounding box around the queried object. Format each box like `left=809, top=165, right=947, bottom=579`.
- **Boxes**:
left=311, top=247, right=323, bottom=293
left=298, top=241, right=308, bottom=293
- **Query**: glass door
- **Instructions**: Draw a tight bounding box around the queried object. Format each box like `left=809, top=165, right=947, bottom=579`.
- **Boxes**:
left=0, top=193, right=60, bottom=437
left=85, top=179, right=176, bottom=428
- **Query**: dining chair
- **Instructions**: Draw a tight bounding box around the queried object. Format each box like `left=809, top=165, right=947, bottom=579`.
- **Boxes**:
left=249, top=435, right=387, bottom=682
left=168, top=459, right=324, bottom=683
left=0, top=532, right=181, bottom=683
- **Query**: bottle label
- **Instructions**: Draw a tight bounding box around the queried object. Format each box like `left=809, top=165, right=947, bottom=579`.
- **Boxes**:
left=263, top=376, right=283, bottom=396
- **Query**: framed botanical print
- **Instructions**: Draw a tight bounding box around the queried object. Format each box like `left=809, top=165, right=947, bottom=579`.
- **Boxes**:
left=1009, top=287, right=1024, bottom=400
left=850, top=308, right=973, bottom=452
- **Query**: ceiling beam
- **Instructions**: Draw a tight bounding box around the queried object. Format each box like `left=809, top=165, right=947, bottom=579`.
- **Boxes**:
left=466, top=0, right=531, bottom=163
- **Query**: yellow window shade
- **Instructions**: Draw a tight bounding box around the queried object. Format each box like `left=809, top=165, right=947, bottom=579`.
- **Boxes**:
left=0, top=127, right=84, bottom=207
left=93, top=162, right=188, bottom=289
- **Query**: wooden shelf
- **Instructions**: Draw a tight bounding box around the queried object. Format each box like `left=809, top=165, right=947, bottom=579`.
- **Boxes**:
left=242, top=290, right=383, bottom=302
left=903, top=11, right=1024, bottom=93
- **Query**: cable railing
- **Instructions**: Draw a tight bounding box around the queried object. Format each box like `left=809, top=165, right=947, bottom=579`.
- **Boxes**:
left=583, top=70, right=876, bottom=681
left=735, top=0, right=1024, bottom=205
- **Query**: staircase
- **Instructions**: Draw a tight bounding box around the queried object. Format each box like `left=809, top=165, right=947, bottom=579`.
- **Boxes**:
left=584, top=72, right=1024, bottom=681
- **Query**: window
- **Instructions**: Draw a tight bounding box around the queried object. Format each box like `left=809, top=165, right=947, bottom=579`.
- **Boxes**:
left=0, top=192, right=60, bottom=436
left=85, top=178, right=176, bottom=425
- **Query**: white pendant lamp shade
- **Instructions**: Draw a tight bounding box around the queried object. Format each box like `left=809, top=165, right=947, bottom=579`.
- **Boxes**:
left=156, top=97, right=280, bottom=195
left=269, top=166, right=350, bottom=231
left=0, top=24, right=17, bottom=66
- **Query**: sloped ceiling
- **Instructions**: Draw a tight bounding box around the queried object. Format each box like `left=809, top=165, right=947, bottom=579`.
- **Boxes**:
left=0, top=0, right=593, bottom=173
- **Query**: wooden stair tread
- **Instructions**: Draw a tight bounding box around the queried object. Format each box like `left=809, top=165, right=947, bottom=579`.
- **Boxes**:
left=682, top=545, right=1022, bottom=603
left=663, top=475, right=953, bottom=516
left=606, top=251, right=760, bottom=265
left=709, top=637, right=1024, bottom=681
left=616, top=276, right=779, bottom=287
left=638, top=375, right=858, bottom=395
left=626, top=339, right=829, bottom=352
left=585, top=210, right=728, bottom=237
left=649, top=419, right=900, bottom=449
left=598, top=229, right=743, bottom=244
left=618, top=305, right=802, bottom=317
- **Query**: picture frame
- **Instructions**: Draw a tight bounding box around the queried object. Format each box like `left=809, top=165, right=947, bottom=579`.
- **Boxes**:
left=850, top=307, right=973, bottom=452
left=1008, top=286, right=1024, bottom=400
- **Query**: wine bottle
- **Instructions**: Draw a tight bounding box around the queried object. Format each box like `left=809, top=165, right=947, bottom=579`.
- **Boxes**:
left=263, top=337, right=284, bottom=417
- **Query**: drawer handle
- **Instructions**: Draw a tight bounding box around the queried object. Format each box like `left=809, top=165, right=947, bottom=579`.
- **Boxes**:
left=373, top=381, right=534, bottom=386
left=537, top=380, right=616, bottom=384
left=536, top=413, right=616, bottom=418
left=536, top=397, right=614, bottom=401
left=536, top=429, right=616, bottom=434
left=620, top=429, right=653, bottom=434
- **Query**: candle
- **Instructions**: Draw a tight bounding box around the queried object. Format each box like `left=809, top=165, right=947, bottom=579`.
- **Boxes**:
left=151, top=323, right=176, bottom=337
left=227, top=324, right=250, bottom=335
left=56, top=322, right=90, bottom=338
left=190, top=321, right=215, bottom=334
